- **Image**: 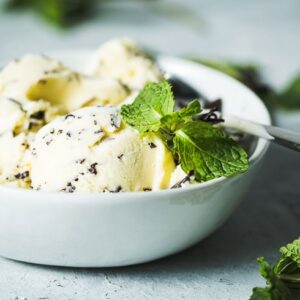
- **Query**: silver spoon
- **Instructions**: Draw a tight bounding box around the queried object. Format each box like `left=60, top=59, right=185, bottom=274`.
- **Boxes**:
left=169, top=75, right=300, bottom=153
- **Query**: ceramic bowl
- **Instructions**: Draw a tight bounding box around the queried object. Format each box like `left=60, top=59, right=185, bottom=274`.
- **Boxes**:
left=0, top=52, right=271, bottom=267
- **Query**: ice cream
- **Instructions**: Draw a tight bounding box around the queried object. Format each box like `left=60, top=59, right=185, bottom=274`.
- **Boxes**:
left=30, top=106, right=175, bottom=192
left=0, top=54, right=129, bottom=112
left=0, top=96, right=60, bottom=187
left=87, top=38, right=164, bottom=90
left=0, top=38, right=187, bottom=192
left=0, top=49, right=132, bottom=188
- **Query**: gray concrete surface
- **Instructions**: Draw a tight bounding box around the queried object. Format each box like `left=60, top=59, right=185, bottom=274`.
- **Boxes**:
left=0, top=1, right=299, bottom=299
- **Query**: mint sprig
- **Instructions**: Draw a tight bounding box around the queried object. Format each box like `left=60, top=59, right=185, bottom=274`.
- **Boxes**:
left=121, top=80, right=174, bottom=132
left=121, top=80, right=249, bottom=182
left=250, top=258, right=292, bottom=300
left=250, top=237, right=300, bottom=299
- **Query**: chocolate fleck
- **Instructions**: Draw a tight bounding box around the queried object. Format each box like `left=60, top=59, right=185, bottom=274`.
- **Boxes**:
left=88, top=163, right=98, bottom=175
left=65, top=114, right=76, bottom=120
left=110, top=186, right=122, bottom=193
left=148, top=142, right=157, bottom=149
left=143, top=188, right=152, bottom=192
left=8, top=98, right=26, bottom=112
left=110, top=113, right=119, bottom=128
left=94, top=130, right=102, bottom=135
left=14, top=171, right=29, bottom=180
left=30, top=111, right=45, bottom=120
left=76, top=158, right=86, bottom=164
left=66, top=132, right=71, bottom=138
left=64, top=182, right=76, bottom=193
left=117, top=154, right=124, bottom=160
left=57, top=129, right=63, bottom=135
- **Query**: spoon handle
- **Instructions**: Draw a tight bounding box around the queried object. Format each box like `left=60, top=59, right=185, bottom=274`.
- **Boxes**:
left=223, top=115, right=300, bottom=153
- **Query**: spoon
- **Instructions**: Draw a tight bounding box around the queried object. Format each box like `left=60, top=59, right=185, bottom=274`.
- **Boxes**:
left=169, top=75, right=300, bottom=153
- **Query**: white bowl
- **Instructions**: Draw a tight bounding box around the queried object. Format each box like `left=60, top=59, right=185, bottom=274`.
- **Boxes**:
left=0, top=52, right=271, bottom=267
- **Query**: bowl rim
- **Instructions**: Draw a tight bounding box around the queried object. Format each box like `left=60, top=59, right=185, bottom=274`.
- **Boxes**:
left=0, top=52, right=271, bottom=202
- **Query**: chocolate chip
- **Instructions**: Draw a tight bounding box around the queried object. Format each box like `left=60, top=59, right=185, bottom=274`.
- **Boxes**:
left=14, top=171, right=29, bottom=180
left=65, top=114, right=76, bottom=120
left=110, top=113, right=119, bottom=128
left=30, top=111, right=45, bottom=120
left=64, top=182, right=76, bottom=193
left=110, top=186, right=122, bottom=193
left=76, top=158, right=86, bottom=164
left=117, top=154, right=124, bottom=160
left=148, top=142, right=157, bottom=149
left=88, top=163, right=98, bottom=175
left=94, top=130, right=103, bottom=135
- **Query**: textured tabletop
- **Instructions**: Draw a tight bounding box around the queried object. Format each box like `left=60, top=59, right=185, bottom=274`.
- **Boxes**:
left=0, top=1, right=299, bottom=299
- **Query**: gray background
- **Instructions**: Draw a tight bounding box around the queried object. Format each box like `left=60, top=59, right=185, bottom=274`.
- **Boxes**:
left=0, top=1, right=299, bottom=299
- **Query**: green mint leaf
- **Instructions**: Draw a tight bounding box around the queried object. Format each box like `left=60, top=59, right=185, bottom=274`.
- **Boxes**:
left=280, top=238, right=300, bottom=267
left=174, top=121, right=248, bottom=181
left=161, top=100, right=201, bottom=129
left=121, top=81, right=174, bottom=132
left=273, top=238, right=300, bottom=288
left=274, top=74, right=300, bottom=110
left=250, top=257, right=292, bottom=300
left=250, top=287, right=273, bottom=300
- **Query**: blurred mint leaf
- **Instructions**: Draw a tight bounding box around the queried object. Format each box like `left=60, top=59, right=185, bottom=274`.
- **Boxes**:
left=272, top=74, right=300, bottom=110
left=188, top=58, right=273, bottom=99
left=250, top=257, right=292, bottom=300
left=4, top=0, right=97, bottom=27
left=189, top=57, right=300, bottom=110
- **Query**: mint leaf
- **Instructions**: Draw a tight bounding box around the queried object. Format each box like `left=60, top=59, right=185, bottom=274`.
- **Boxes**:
left=121, top=81, right=174, bottom=132
left=280, top=238, right=300, bottom=267
left=121, top=80, right=249, bottom=183
left=174, top=121, right=248, bottom=181
left=161, top=100, right=201, bottom=130
left=250, top=257, right=292, bottom=300
left=273, top=74, right=300, bottom=110
left=273, top=238, right=300, bottom=288
left=250, top=287, right=273, bottom=300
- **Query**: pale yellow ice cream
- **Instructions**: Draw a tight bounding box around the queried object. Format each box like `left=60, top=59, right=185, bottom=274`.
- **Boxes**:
left=0, top=39, right=187, bottom=191
left=87, top=38, right=164, bottom=90
left=0, top=54, right=129, bottom=112
left=30, top=106, right=176, bottom=192
left=0, top=52, right=130, bottom=187
left=0, top=96, right=59, bottom=187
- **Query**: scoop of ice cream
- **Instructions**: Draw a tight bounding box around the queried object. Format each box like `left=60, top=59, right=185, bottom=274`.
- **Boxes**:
left=26, top=72, right=129, bottom=112
left=0, top=54, right=129, bottom=112
left=87, top=38, right=164, bottom=90
left=0, top=132, right=31, bottom=188
left=0, top=95, right=60, bottom=187
left=0, top=54, right=64, bottom=100
left=0, top=96, right=60, bottom=135
left=30, top=106, right=176, bottom=193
